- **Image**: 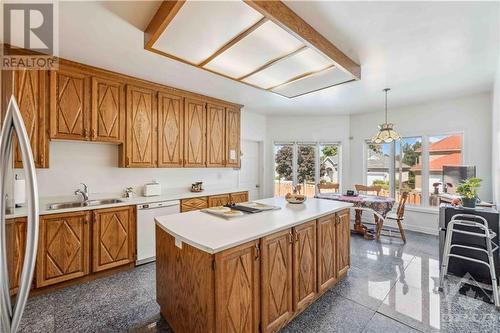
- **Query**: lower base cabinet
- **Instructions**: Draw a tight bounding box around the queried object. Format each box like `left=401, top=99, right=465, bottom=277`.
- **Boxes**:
left=336, top=209, right=350, bottom=278
left=215, top=240, right=260, bottom=333
left=93, top=206, right=136, bottom=272
left=293, top=220, right=317, bottom=312
left=35, top=206, right=135, bottom=289
left=37, top=211, right=91, bottom=288
left=317, top=214, right=338, bottom=293
left=6, top=217, right=27, bottom=295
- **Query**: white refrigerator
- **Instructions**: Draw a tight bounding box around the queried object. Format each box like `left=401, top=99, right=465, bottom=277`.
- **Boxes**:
left=0, top=96, right=39, bottom=333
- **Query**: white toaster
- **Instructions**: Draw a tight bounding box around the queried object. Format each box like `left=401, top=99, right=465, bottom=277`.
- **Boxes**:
left=144, top=181, right=161, bottom=196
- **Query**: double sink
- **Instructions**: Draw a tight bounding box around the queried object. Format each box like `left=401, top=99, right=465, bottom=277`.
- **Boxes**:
left=48, top=198, right=124, bottom=210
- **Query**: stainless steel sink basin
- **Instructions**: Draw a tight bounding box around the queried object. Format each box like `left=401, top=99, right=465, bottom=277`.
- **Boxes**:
left=47, top=198, right=123, bottom=210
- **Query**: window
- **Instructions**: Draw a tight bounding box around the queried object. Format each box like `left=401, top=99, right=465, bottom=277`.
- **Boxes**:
left=427, top=134, right=462, bottom=207
left=274, top=142, right=341, bottom=197
left=396, top=137, right=422, bottom=205
left=364, top=133, right=463, bottom=208
left=365, top=142, right=392, bottom=197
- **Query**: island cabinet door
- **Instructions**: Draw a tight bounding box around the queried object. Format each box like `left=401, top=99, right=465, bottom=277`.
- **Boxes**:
left=292, top=220, right=317, bottom=312
left=336, top=209, right=351, bottom=278
left=92, top=206, right=136, bottom=272
left=214, top=240, right=260, bottom=333
left=36, top=211, right=91, bottom=288
left=261, top=229, right=293, bottom=333
left=317, top=214, right=337, bottom=293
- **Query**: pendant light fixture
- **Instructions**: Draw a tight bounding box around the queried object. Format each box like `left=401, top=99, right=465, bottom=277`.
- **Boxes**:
left=371, top=88, right=401, bottom=144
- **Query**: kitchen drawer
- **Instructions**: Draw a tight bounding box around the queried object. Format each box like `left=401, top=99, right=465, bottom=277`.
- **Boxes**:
left=208, top=194, right=230, bottom=207
left=181, top=197, right=208, bottom=212
left=230, top=191, right=248, bottom=204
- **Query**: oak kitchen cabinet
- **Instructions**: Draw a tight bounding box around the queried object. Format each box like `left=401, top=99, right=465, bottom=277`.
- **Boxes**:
left=92, top=206, right=136, bottom=272
left=122, top=84, right=158, bottom=167
left=158, top=91, right=184, bottom=167
left=293, top=220, right=317, bottom=312
left=225, top=107, right=241, bottom=168
left=261, top=229, right=294, bottom=333
left=6, top=217, right=27, bottom=295
left=317, top=214, right=337, bottom=293
left=181, top=197, right=209, bottom=213
left=2, top=69, right=49, bottom=168
left=214, top=240, right=260, bottom=333
left=336, top=209, right=350, bottom=278
left=50, top=64, right=91, bottom=141
left=230, top=191, right=248, bottom=204
left=184, top=98, right=206, bottom=167
left=208, top=194, right=230, bottom=208
left=206, top=103, right=226, bottom=167
left=91, top=76, right=125, bottom=143
left=36, top=211, right=91, bottom=288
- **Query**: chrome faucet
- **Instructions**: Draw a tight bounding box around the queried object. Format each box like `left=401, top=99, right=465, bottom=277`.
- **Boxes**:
left=74, top=183, right=89, bottom=202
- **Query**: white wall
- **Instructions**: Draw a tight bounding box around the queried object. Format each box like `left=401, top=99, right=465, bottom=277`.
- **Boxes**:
left=17, top=111, right=266, bottom=198
left=492, top=47, right=500, bottom=204
left=350, top=92, right=493, bottom=234
left=263, top=115, right=351, bottom=198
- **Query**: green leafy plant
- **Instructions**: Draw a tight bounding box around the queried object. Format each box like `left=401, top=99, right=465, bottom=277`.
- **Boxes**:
left=456, top=177, right=482, bottom=199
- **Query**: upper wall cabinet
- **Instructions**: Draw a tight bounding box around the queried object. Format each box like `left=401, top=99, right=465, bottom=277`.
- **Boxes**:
left=206, top=103, right=226, bottom=167
left=158, top=92, right=184, bottom=167
left=50, top=65, right=91, bottom=141
left=225, top=107, right=241, bottom=168
left=184, top=98, right=206, bottom=167
left=123, top=85, right=157, bottom=167
left=3, top=69, right=50, bottom=168
left=91, top=76, right=125, bottom=143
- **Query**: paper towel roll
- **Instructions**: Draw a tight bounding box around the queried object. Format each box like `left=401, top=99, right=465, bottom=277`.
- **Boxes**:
left=14, top=178, right=26, bottom=207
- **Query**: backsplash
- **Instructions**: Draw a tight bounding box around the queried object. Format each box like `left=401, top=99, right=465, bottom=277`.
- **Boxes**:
left=15, top=141, right=240, bottom=198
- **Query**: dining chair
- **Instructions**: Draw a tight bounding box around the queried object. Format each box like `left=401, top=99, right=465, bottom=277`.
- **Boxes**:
left=354, top=184, right=383, bottom=227
left=317, top=182, right=340, bottom=193
left=377, top=192, right=409, bottom=242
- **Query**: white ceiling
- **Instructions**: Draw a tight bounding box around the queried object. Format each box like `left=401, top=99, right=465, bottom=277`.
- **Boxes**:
left=49, top=1, right=498, bottom=115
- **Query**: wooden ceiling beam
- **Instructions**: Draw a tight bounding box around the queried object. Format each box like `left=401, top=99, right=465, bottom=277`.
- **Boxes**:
left=244, top=0, right=361, bottom=80
left=144, top=0, right=185, bottom=49
left=198, top=17, right=268, bottom=67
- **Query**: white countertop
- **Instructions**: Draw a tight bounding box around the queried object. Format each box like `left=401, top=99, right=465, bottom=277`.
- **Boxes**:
left=155, top=197, right=353, bottom=254
left=6, top=187, right=252, bottom=219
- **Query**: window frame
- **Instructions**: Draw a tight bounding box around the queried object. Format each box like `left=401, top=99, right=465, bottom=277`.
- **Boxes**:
left=273, top=141, right=343, bottom=196
left=363, top=131, right=464, bottom=208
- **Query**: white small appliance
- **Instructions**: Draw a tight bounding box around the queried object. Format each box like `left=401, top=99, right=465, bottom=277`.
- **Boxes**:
left=143, top=181, right=161, bottom=197
left=136, top=200, right=180, bottom=265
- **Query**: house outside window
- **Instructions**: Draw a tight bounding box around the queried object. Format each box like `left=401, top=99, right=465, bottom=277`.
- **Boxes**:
left=364, top=133, right=463, bottom=208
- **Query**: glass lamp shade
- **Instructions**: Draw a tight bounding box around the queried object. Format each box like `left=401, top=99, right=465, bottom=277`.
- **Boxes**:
left=371, top=123, right=401, bottom=144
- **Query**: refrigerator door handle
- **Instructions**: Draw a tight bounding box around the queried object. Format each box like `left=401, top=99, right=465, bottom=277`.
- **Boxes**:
left=0, top=96, right=39, bottom=333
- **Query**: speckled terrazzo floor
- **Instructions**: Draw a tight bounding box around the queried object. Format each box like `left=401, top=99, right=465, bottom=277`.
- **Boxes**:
left=18, top=229, right=500, bottom=333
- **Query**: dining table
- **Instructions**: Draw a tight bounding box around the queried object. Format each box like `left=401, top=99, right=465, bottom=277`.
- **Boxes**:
left=315, top=193, right=396, bottom=239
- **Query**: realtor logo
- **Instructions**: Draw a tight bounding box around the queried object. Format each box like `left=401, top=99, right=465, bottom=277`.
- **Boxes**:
left=2, top=1, right=58, bottom=69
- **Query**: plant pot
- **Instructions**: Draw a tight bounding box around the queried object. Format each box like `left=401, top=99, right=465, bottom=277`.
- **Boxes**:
left=461, top=197, right=476, bottom=208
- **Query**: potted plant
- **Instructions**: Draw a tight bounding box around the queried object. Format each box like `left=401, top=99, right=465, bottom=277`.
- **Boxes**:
left=456, top=177, right=482, bottom=208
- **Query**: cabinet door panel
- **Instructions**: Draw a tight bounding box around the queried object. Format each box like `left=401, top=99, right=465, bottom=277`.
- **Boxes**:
left=215, top=240, right=260, bottom=333
left=225, top=107, right=240, bottom=168
left=230, top=192, right=248, bottom=204
left=293, top=220, right=317, bottom=312
left=317, top=214, right=337, bottom=293
left=206, top=103, right=225, bottom=167
left=261, top=229, right=293, bottom=333
left=36, top=211, right=90, bottom=288
left=10, top=70, right=49, bottom=168
left=125, top=85, right=157, bottom=167
left=158, top=92, right=183, bottom=167
left=181, top=197, right=208, bottom=212
left=208, top=194, right=230, bottom=207
left=6, top=218, right=27, bottom=294
left=336, top=210, right=350, bottom=278
left=91, top=76, right=125, bottom=143
left=93, top=206, right=135, bottom=272
left=184, top=98, right=206, bottom=167
left=50, top=67, right=90, bottom=140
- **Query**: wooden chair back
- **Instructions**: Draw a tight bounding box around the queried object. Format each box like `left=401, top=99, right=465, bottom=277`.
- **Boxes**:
left=396, top=192, right=409, bottom=219
left=355, top=184, right=382, bottom=196
left=317, top=183, right=339, bottom=193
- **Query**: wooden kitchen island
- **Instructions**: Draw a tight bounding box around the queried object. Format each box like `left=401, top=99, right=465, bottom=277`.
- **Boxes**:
left=155, top=197, right=353, bottom=333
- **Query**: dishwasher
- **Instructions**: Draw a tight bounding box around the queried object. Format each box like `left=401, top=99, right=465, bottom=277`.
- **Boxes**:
left=136, top=200, right=180, bottom=265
